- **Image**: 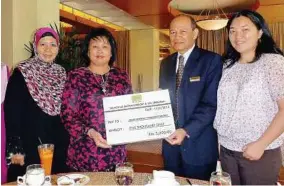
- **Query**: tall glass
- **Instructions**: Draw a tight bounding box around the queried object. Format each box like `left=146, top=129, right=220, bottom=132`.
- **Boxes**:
left=210, top=171, right=231, bottom=186
left=38, top=144, right=54, bottom=175
left=115, top=162, right=134, bottom=185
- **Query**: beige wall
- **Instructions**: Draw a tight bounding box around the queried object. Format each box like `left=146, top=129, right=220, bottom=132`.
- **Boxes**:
left=257, top=4, right=284, bottom=23
left=37, top=0, right=60, bottom=28
left=12, top=0, right=37, bottom=68
left=1, top=0, right=59, bottom=68
left=130, top=29, right=160, bottom=92
left=1, top=0, right=14, bottom=68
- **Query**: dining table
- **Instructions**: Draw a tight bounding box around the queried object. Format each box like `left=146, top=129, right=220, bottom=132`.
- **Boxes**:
left=4, top=171, right=209, bottom=185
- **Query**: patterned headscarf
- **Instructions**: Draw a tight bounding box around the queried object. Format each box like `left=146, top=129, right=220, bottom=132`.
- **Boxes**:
left=17, top=27, right=66, bottom=116
left=33, top=27, right=60, bottom=56
left=34, top=27, right=59, bottom=46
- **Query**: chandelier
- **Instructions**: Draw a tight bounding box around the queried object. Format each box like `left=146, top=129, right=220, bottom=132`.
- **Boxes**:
left=195, top=0, right=228, bottom=30
left=168, top=0, right=260, bottom=31
left=196, top=19, right=228, bottom=30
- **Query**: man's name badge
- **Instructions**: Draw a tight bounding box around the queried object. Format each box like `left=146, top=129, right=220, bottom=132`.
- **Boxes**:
left=189, top=76, right=200, bottom=82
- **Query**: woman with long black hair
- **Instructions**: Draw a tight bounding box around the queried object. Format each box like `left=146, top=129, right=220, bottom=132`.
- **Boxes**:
left=214, top=10, right=284, bottom=185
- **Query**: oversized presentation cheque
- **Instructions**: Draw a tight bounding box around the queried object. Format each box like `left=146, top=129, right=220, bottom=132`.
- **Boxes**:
left=103, top=89, right=176, bottom=145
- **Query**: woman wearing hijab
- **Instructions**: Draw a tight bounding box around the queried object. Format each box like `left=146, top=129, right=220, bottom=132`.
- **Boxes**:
left=4, top=27, right=69, bottom=181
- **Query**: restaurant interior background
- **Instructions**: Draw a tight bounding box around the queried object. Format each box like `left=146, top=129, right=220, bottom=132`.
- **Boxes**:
left=1, top=0, right=284, bottom=184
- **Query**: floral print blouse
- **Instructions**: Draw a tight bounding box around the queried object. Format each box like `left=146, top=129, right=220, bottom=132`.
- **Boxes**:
left=61, top=67, right=132, bottom=171
left=214, top=54, right=284, bottom=152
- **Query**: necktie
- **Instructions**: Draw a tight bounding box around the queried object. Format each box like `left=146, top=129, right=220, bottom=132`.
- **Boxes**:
left=176, top=55, right=184, bottom=90
left=174, top=55, right=184, bottom=122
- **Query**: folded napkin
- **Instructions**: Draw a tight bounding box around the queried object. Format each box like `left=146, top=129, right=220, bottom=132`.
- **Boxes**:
left=149, top=170, right=179, bottom=186
left=153, top=170, right=175, bottom=179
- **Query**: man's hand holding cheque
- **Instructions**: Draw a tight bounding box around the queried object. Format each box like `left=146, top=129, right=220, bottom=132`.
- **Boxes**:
left=166, top=128, right=188, bottom=145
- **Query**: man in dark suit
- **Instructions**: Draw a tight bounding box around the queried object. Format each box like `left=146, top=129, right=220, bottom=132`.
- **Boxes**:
left=159, top=14, right=222, bottom=180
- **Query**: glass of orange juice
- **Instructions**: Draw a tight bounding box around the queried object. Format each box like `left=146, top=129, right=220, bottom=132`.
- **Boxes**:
left=38, top=144, right=54, bottom=175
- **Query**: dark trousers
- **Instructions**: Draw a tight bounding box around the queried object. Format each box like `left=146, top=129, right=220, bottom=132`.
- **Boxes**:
left=220, top=146, right=282, bottom=185
left=162, top=140, right=216, bottom=181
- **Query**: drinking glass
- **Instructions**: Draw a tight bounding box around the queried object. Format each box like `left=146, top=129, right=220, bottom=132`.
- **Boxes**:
left=38, top=144, right=54, bottom=175
left=115, top=162, right=134, bottom=185
left=6, top=136, right=25, bottom=165
left=210, top=171, right=232, bottom=186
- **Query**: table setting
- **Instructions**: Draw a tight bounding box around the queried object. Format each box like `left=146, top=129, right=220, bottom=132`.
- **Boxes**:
left=52, top=162, right=209, bottom=185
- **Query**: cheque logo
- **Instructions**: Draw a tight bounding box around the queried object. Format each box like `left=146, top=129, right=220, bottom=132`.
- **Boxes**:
left=131, top=94, right=142, bottom=103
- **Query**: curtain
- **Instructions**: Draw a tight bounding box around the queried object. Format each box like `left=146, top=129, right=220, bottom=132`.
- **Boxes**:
left=269, top=22, right=284, bottom=52
left=196, top=21, right=284, bottom=54
left=196, top=27, right=227, bottom=55
left=114, top=30, right=130, bottom=76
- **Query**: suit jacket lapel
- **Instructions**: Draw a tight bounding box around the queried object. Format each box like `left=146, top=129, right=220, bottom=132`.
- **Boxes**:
left=168, top=53, right=178, bottom=91
left=184, top=46, right=200, bottom=73
left=177, top=46, right=200, bottom=126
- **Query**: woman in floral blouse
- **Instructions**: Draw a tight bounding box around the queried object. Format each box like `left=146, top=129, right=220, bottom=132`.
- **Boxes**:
left=61, top=28, right=132, bottom=171
left=214, top=10, right=284, bottom=185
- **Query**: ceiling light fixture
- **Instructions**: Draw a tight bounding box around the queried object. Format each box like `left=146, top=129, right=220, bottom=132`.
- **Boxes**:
left=195, top=0, right=228, bottom=31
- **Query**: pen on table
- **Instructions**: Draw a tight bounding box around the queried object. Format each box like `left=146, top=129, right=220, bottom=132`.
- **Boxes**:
left=186, top=178, right=192, bottom=185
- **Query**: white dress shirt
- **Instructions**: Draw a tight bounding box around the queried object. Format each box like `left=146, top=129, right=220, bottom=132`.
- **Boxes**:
left=176, top=44, right=195, bottom=72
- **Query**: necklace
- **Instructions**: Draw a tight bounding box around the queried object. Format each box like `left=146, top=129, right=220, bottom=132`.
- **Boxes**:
left=100, top=74, right=108, bottom=94
left=88, top=66, right=110, bottom=75
left=88, top=67, right=110, bottom=95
